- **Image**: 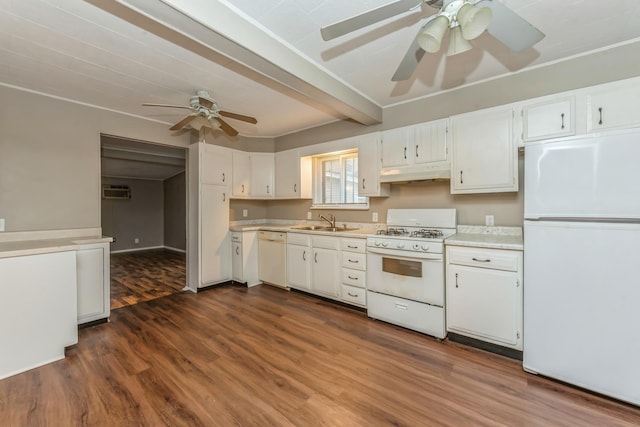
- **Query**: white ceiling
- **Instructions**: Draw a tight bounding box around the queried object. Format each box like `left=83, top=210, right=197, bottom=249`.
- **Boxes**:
left=2, top=0, right=640, bottom=138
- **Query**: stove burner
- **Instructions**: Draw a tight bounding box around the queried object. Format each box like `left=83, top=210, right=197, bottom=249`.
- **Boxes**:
left=377, top=227, right=409, bottom=236
left=410, top=229, right=444, bottom=239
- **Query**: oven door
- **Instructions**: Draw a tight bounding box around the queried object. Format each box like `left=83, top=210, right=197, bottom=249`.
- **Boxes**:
left=367, top=247, right=444, bottom=306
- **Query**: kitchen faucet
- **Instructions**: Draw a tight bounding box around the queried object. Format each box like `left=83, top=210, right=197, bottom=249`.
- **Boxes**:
left=319, top=213, right=336, bottom=228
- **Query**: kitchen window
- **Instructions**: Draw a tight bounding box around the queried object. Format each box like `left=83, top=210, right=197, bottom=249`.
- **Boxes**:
left=312, top=150, right=368, bottom=209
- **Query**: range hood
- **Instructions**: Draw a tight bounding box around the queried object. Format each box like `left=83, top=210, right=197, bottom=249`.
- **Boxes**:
left=379, top=161, right=451, bottom=183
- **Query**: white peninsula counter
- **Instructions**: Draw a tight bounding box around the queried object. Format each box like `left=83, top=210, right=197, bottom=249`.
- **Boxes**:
left=0, top=229, right=112, bottom=380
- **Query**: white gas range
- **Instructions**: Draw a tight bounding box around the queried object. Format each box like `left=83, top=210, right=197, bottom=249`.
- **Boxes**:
left=366, top=209, right=457, bottom=339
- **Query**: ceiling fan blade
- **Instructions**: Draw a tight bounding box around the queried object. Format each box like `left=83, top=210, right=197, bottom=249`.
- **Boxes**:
left=169, top=114, right=198, bottom=131
left=321, top=0, right=423, bottom=41
left=478, top=0, right=545, bottom=52
left=215, top=117, right=239, bottom=137
left=391, top=17, right=440, bottom=81
left=198, top=96, right=214, bottom=109
left=142, top=103, right=192, bottom=110
left=219, top=110, right=258, bottom=124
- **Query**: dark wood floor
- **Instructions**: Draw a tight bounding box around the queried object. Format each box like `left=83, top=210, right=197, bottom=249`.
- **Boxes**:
left=110, top=249, right=186, bottom=309
left=1, top=285, right=639, bottom=426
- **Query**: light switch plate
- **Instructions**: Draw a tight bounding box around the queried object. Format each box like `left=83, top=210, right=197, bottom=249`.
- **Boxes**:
left=242, top=209, right=248, bottom=217
left=372, top=212, right=379, bottom=222
left=0, top=218, right=4, bottom=232
left=307, top=211, right=312, bottom=220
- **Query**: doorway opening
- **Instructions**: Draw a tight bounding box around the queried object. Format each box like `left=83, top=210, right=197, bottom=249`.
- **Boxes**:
left=100, top=134, right=187, bottom=309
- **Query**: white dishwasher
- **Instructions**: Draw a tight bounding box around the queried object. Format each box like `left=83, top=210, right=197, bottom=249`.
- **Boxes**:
left=258, top=231, right=287, bottom=288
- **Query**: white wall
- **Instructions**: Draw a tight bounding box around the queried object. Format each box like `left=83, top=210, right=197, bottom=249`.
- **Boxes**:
left=0, top=84, right=191, bottom=233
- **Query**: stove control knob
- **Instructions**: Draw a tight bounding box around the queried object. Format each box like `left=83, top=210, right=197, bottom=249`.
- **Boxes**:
left=413, top=244, right=420, bottom=250
left=396, top=243, right=404, bottom=249
left=421, top=245, right=429, bottom=251
left=382, top=242, right=389, bottom=248
left=374, top=241, right=381, bottom=247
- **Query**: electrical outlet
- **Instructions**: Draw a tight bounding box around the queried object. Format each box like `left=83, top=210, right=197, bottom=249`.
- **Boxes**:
left=242, top=209, right=248, bottom=218
left=134, top=237, right=140, bottom=244
left=372, top=212, right=379, bottom=222
left=485, top=215, right=494, bottom=226
left=0, top=218, right=4, bottom=232
left=307, top=211, right=312, bottom=220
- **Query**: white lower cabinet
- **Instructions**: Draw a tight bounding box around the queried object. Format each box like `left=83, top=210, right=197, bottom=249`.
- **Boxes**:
left=231, top=231, right=259, bottom=286
left=340, top=237, right=366, bottom=307
left=287, top=233, right=311, bottom=291
left=311, top=238, right=339, bottom=298
left=446, top=245, right=523, bottom=350
left=76, top=243, right=110, bottom=324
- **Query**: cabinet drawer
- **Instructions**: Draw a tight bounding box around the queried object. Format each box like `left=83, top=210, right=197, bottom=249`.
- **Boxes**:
left=342, top=252, right=366, bottom=270
left=447, top=246, right=520, bottom=272
left=287, top=233, right=310, bottom=246
left=341, top=238, right=366, bottom=253
left=341, top=284, right=366, bottom=306
left=342, top=268, right=366, bottom=288
left=312, top=236, right=339, bottom=250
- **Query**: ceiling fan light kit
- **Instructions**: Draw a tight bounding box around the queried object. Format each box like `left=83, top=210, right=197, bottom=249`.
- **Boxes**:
left=321, top=0, right=545, bottom=81
left=143, top=90, right=257, bottom=137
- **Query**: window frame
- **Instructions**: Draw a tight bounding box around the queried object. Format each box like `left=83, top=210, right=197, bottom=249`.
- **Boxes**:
left=311, top=149, right=369, bottom=210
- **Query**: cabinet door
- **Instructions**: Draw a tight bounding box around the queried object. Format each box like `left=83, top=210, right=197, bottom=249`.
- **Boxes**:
left=232, top=151, right=250, bottom=197
left=450, top=107, right=518, bottom=194
left=358, top=133, right=389, bottom=197
left=381, top=127, right=410, bottom=168
left=77, top=246, right=108, bottom=323
left=249, top=154, right=274, bottom=197
left=287, top=244, right=311, bottom=290
left=414, top=120, right=448, bottom=165
left=587, top=81, right=640, bottom=133
left=311, top=247, right=339, bottom=298
left=201, top=184, right=231, bottom=285
left=232, top=241, right=243, bottom=282
left=447, top=264, right=521, bottom=347
left=275, top=150, right=299, bottom=198
left=523, top=97, right=575, bottom=141
left=202, top=144, right=231, bottom=186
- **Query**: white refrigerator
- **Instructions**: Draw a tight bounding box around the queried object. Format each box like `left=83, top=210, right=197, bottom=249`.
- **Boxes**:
left=523, top=129, right=640, bottom=406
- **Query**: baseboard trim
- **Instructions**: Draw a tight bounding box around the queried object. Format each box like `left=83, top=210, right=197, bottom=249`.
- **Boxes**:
left=164, top=246, right=186, bottom=253
left=111, top=246, right=164, bottom=254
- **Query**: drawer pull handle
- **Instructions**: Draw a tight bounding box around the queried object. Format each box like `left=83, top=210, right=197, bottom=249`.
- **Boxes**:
left=348, top=275, right=359, bottom=280
left=472, top=257, right=491, bottom=263
left=347, top=292, right=359, bottom=297
left=347, top=245, right=358, bottom=249
left=395, top=303, right=408, bottom=310
left=348, top=259, right=359, bottom=263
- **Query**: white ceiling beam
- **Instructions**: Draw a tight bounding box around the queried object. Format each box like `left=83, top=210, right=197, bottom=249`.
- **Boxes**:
left=89, top=0, right=382, bottom=126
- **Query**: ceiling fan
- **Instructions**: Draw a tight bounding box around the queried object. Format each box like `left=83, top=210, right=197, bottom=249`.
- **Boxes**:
left=321, top=0, right=545, bottom=81
left=143, top=90, right=257, bottom=137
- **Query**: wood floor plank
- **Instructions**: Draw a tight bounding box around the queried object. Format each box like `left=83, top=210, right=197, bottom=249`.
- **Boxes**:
left=1, top=284, right=639, bottom=426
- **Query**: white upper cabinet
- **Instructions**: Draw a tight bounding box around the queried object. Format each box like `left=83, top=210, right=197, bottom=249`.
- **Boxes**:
left=249, top=153, right=274, bottom=198
left=450, top=106, right=518, bottom=194
left=381, top=120, right=448, bottom=168
left=232, top=150, right=250, bottom=197
left=523, top=97, right=575, bottom=142
left=587, top=79, right=640, bottom=133
left=357, top=133, right=389, bottom=197
left=201, top=144, right=231, bottom=187
left=274, top=149, right=312, bottom=199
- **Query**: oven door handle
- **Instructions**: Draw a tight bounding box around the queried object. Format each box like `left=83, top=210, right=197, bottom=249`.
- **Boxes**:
left=367, top=247, right=443, bottom=261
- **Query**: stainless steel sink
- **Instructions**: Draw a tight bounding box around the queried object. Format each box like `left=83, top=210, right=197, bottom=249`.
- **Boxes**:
left=290, top=225, right=326, bottom=231
left=290, top=225, right=359, bottom=232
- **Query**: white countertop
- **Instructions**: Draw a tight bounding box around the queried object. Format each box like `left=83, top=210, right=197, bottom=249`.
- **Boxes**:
left=229, top=221, right=377, bottom=238
left=0, top=236, right=113, bottom=259
left=445, top=225, right=523, bottom=251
